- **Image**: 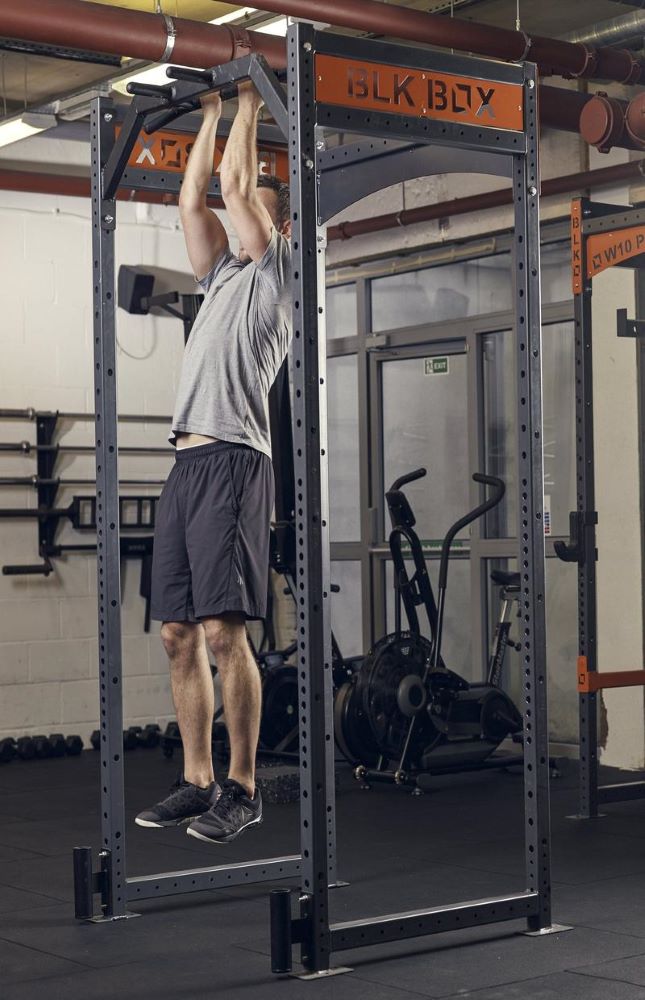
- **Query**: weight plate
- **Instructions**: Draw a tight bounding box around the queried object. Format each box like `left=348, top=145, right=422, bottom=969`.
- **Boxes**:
left=333, top=681, right=380, bottom=767
left=361, top=632, right=441, bottom=765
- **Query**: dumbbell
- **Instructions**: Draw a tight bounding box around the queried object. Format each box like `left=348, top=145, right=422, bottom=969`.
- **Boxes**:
left=49, top=733, right=67, bottom=758
left=123, top=728, right=139, bottom=750
left=91, top=730, right=139, bottom=753
left=92, top=730, right=146, bottom=752
left=32, top=735, right=53, bottom=759
left=137, top=724, right=161, bottom=749
left=16, top=736, right=36, bottom=760
left=164, top=721, right=181, bottom=740
left=162, top=720, right=180, bottom=758
left=0, top=738, right=16, bottom=763
left=65, top=735, right=83, bottom=756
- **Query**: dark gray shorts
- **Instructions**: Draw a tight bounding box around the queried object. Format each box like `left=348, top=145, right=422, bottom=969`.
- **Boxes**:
left=150, top=441, right=274, bottom=623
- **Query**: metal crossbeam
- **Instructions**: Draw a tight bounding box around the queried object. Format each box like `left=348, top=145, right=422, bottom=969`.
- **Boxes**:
left=80, top=29, right=554, bottom=978
left=330, top=892, right=539, bottom=950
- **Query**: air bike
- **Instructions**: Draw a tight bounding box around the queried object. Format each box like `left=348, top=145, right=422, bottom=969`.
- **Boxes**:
left=334, top=469, right=526, bottom=791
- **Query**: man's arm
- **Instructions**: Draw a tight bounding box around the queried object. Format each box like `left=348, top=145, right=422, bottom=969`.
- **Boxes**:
left=179, top=92, right=229, bottom=282
left=220, top=83, right=273, bottom=263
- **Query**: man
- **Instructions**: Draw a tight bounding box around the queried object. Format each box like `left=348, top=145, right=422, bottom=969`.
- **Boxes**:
left=135, top=81, right=292, bottom=844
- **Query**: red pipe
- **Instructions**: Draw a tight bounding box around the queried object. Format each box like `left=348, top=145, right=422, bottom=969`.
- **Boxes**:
left=626, top=92, right=645, bottom=147
left=0, top=2, right=640, bottom=151
left=0, top=0, right=286, bottom=69
left=0, top=169, right=225, bottom=207
left=1, top=0, right=644, bottom=89
left=537, top=84, right=636, bottom=150
left=327, top=159, right=645, bottom=241
left=238, top=0, right=645, bottom=84
left=2, top=160, right=644, bottom=238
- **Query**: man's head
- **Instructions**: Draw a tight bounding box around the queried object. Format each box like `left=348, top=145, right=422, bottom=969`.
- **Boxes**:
left=236, top=175, right=291, bottom=264
left=257, top=174, right=291, bottom=238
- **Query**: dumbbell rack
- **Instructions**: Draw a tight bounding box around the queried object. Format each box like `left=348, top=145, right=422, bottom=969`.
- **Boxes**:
left=0, top=409, right=172, bottom=630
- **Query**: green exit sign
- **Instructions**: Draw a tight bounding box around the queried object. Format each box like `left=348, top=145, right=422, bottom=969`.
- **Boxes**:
left=425, top=357, right=449, bottom=376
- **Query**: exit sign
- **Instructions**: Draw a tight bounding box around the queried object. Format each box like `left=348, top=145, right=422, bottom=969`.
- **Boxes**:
left=425, top=357, right=449, bottom=376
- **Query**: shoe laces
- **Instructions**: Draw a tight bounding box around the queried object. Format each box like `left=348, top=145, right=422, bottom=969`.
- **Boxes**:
left=218, top=780, right=245, bottom=809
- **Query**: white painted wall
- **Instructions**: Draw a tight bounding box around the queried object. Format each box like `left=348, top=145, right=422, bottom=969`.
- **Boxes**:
left=0, top=136, right=219, bottom=746
left=0, top=106, right=643, bottom=764
left=592, top=264, right=645, bottom=768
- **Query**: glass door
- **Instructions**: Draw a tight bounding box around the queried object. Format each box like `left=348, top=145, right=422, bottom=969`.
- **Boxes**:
left=369, top=342, right=477, bottom=678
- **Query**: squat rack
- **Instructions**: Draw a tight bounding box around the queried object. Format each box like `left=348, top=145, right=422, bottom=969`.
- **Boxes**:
left=74, top=19, right=559, bottom=972
left=271, top=23, right=558, bottom=977
left=564, top=197, right=645, bottom=818
left=74, top=51, right=331, bottom=921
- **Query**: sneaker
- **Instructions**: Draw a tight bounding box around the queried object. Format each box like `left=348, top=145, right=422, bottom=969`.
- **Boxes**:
left=135, top=777, right=220, bottom=828
left=187, top=778, right=262, bottom=844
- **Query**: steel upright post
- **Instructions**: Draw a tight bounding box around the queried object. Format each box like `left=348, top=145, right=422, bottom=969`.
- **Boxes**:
left=513, top=68, right=553, bottom=932
left=287, top=22, right=335, bottom=973
left=573, top=200, right=600, bottom=820
left=90, top=96, right=128, bottom=919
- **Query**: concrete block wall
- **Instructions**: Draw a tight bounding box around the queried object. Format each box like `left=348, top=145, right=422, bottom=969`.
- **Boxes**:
left=0, top=136, right=238, bottom=747
left=1, top=111, right=643, bottom=765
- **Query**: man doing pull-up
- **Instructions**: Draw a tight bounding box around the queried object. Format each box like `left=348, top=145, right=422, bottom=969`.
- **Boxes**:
left=136, top=82, right=292, bottom=844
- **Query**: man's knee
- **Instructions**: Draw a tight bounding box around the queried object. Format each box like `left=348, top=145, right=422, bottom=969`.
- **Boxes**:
left=203, top=615, right=245, bottom=664
left=160, top=621, right=199, bottom=658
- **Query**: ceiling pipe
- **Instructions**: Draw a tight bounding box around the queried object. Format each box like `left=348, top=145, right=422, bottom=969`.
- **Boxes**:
left=219, top=0, right=645, bottom=84
left=561, top=10, right=645, bottom=49
left=580, top=92, right=639, bottom=152
left=0, top=0, right=286, bottom=70
left=2, top=0, right=645, bottom=89
left=539, top=85, right=643, bottom=153
left=0, top=2, right=640, bottom=152
left=580, top=87, right=645, bottom=153
left=327, top=159, right=645, bottom=241
left=0, top=168, right=182, bottom=204
left=626, top=91, right=645, bottom=145
left=2, top=159, right=644, bottom=241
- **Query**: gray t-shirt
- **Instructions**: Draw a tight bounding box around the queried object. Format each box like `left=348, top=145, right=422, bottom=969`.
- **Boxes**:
left=170, top=228, right=292, bottom=458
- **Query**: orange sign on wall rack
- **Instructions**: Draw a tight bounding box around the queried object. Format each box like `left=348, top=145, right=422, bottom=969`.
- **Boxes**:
left=117, top=127, right=289, bottom=180
left=585, top=225, right=645, bottom=281
left=315, top=54, right=524, bottom=132
left=571, top=198, right=583, bottom=295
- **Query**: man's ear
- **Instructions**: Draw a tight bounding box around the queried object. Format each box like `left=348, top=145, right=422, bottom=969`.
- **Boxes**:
left=281, top=220, right=292, bottom=239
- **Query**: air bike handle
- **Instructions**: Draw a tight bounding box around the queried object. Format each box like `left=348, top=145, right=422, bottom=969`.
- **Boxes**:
left=391, top=468, right=427, bottom=492
left=438, top=474, right=505, bottom=590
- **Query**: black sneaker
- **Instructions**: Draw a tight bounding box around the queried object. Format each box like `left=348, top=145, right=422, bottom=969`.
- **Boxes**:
left=135, top=777, right=220, bottom=828
left=187, top=779, right=262, bottom=844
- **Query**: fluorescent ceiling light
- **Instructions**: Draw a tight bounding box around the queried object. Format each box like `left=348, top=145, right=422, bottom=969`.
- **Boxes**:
left=112, top=7, right=288, bottom=96
left=256, top=17, right=289, bottom=36
left=0, top=115, right=46, bottom=149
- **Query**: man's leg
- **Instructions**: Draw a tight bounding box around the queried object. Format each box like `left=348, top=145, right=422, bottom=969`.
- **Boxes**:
left=202, top=614, right=261, bottom=797
left=161, top=620, right=215, bottom=788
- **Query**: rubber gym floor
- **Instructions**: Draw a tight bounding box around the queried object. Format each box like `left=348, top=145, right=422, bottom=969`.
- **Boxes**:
left=3, top=753, right=645, bottom=999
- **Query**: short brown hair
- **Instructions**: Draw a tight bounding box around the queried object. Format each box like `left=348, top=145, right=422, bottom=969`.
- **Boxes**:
left=257, top=174, right=290, bottom=228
